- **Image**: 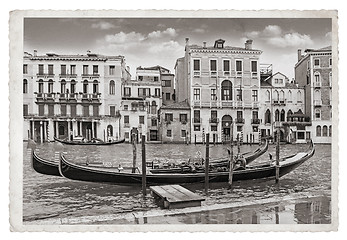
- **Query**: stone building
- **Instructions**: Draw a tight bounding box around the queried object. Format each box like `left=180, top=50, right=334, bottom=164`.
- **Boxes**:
left=295, top=46, right=332, bottom=143
left=23, top=51, right=131, bottom=142
left=175, top=38, right=262, bottom=143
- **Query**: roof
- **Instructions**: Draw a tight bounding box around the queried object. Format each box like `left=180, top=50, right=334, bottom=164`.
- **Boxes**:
left=25, top=52, right=125, bottom=61
left=136, top=65, right=170, bottom=72
left=160, top=101, right=190, bottom=110
left=305, top=46, right=332, bottom=53
left=188, top=45, right=261, bottom=52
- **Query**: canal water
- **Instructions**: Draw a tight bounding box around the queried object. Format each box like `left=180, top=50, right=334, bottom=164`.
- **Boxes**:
left=23, top=142, right=332, bottom=224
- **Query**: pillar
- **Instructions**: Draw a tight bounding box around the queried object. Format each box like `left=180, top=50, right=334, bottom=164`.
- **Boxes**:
left=40, top=121, right=43, bottom=143
left=55, top=121, right=59, bottom=138
left=91, top=121, right=94, bottom=139
left=31, top=120, right=34, bottom=140
left=79, top=121, right=82, bottom=137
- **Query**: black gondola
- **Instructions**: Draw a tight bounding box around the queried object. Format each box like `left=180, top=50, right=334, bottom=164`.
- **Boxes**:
left=32, top=150, right=61, bottom=176
left=58, top=141, right=315, bottom=186
left=54, top=137, right=125, bottom=146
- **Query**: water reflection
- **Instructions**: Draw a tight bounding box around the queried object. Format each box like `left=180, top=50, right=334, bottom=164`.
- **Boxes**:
left=23, top=142, right=331, bottom=224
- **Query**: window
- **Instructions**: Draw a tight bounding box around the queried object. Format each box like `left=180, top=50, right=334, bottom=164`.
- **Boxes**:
left=60, top=80, right=66, bottom=93
left=252, top=90, right=258, bottom=101
left=329, top=126, right=332, bottom=137
left=165, top=113, right=173, bottom=122
left=329, top=58, right=332, bottom=67
left=125, top=132, right=129, bottom=139
left=279, top=90, right=285, bottom=101
left=181, top=130, right=186, bottom=138
left=180, top=114, right=188, bottom=123
left=38, top=65, right=44, bottom=75
left=138, top=76, right=143, bottom=81
left=23, top=64, right=28, bottom=74
left=166, top=93, right=171, bottom=100
left=93, top=105, right=99, bottom=116
left=211, top=126, right=217, bottom=131
left=109, top=65, right=115, bottom=75
left=109, top=80, right=115, bottom=95
left=211, top=110, right=217, bottom=122
left=314, top=59, right=320, bottom=68
left=297, top=91, right=302, bottom=102
left=70, top=105, right=76, bottom=117
left=221, top=80, right=232, bottom=100
left=107, top=125, right=113, bottom=136
left=211, top=89, right=217, bottom=100
left=93, top=80, right=98, bottom=94
left=23, top=104, right=28, bottom=116
left=83, top=105, right=89, bottom=117
left=314, top=73, right=320, bottom=86
left=322, top=126, right=328, bottom=137
left=266, top=90, right=270, bottom=102
left=316, top=125, right=321, bottom=136
left=23, top=79, right=28, bottom=94
left=210, top=59, right=217, bottom=75
left=167, top=130, right=172, bottom=137
left=236, top=89, right=242, bottom=101
left=275, top=109, right=280, bottom=121
left=83, top=65, right=89, bottom=75
left=38, top=105, right=44, bottom=116
left=151, top=101, right=157, bottom=114
left=237, top=126, right=243, bottom=132
left=61, top=65, right=66, bottom=75
left=123, top=105, right=128, bottom=110
left=315, top=109, right=321, bottom=119
left=110, top=106, right=115, bottom=116
left=139, top=116, right=145, bottom=124
left=193, top=59, right=200, bottom=71
left=236, top=60, right=242, bottom=72
left=237, top=111, right=243, bottom=120
left=48, top=80, right=54, bottom=93
left=288, top=90, right=292, bottom=102
left=265, top=109, right=271, bottom=124
left=61, top=104, right=67, bottom=116
left=154, top=76, right=159, bottom=82
left=223, top=60, right=230, bottom=73
left=48, top=65, right=54, bottom=75
left=162, top=80, right=171, bottom=87
left=83, top=80, right=88, bottom=93
left=38, top=80, right=44, bottom=93
left=70, top=65, right=76, bottom=75
left=252, top=111, right=258, bottom=120
left=138, top=88, right=151, bottom=97
left=155, top=88, right=160, bottom=97
left=48, top=105, right=54, bottom=116
left=93, top=65, right=98, bottom=74
left=251, top=61, right=257, bottom=72
left=194, top=110, right=200, bottom=122
left=124, top=115, right=129, bottom=124
left=151, top=118, right=157, bottom=126
left=70, top=80, right=76, bottom=94
left=280, top=110, right=285, bottom=122
left=193, top=88, right=200, bottom=101
left=124, top=87, right=131, bottom=96
left=194, top=125, right=201, bottom=131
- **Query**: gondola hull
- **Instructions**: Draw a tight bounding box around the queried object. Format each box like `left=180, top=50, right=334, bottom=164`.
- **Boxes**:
left=32, top=151, right=61, bottom=176
left=59, top=143, right=314, bottom=186
left=54, top=137, right=125, bottom=146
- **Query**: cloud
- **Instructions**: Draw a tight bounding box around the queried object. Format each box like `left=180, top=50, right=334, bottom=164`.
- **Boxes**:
left=193, top=28, right=206, bottom=33
left=263, top=25, right=282, bottom=36
left=325, top=31, right=332, bottom=40
left=148, top=40, right=181, bottom=54
left=104, top=31, right=145, bottom=44
left=148, top=28, right=177, bottom=39
left=91, top=21, right=117, bottom=30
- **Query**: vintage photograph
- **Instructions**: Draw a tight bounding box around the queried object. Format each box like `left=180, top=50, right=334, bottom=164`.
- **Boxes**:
left=9, top=10, right=338, bottom=231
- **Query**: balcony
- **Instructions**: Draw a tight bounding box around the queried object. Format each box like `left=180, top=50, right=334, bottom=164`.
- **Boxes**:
left=273, top=100, right=286, bottom=106
left=236, top=101, right=243, bottom=108
left=193, top=71, right=201, bottom=77
left=193, top=100, right=201, bottom=107
left=81, top=93, right=101, bottom=102
left=236, top=118, right=245, bottom=124
left=251, top=72, right=258, bottom=78
left=36, top=73, right=55, bottom=78
left=192, top=118, right=202, bottom=125
left=221, top=101, right=233, bottom=108
left=164, top=119, right=172, bottom=125
left=59, top=74, right=77, bottom=78
left=35, top=92, right=55, bottom=101
left=236, top=71, right=242, bottom=77
left=124, top=123, right=130, bottom=128
left=314, top=100, right=322, bottom=106
left=223, top=71, right=230, bottom=76
left=251, top=119, right=261, bottom=125
left=210, top=71, right=217, bottom=77
left=209, top=118, right=219, bottom=124
left=81, top=73, right=100, bottom=78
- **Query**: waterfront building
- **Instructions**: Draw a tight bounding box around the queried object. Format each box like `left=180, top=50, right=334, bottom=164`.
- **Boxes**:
left=23, top=51, right=131, bottom=142
left=159, top=100, right=191, bottom=143
left=295, top=46, right=332, bottom=143
left=175, top=38, right=262, bottom=143
left=259, top=71, right=310, bottom=143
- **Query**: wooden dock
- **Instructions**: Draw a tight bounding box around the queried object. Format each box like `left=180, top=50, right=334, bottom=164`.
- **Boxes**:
left=150, top=184, right=205, bottom=209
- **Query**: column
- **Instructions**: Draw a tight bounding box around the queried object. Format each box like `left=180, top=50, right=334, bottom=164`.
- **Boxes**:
left=79, top=121, right=82, bottom=137
left=91, top=121, right=94, bottom=139
left=55, top=121, right=59, bottom=138
left=40, top=121, right=43, bottom=143
left=31, top=120, right=34, bottom=140
left=68, top=120, right=71, bottom=140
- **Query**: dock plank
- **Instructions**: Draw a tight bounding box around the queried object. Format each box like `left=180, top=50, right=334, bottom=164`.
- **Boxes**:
left=150, top=186, right=183, bottom=202
left=171, top=185, right=204, bottom=201
left=160, top=185, right=192, bottom=202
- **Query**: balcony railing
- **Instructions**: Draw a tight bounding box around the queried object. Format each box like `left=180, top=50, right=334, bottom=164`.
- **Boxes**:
left=251, top=72, right=258, bottom=78
left=236, top=118, right=245, bottom=124
left=221, top=101, right=233, bottom=107
left=193, top=71, right=201, bottom=77
left=273, top=100, right=286, bottom=106
left=35, top=92, right=55, bottom=100
left=193, top=118, right=202, bottom=124
left=210, top=71, right=217, bottom=77
left=36, top=73, right=55, bottom=78
left=251, top=119, right=261, bottom=124
left=124, top=123, right=130, bottom=128
left=209, top=118, right=219, bottom=124
left=59, top=74, right=77, bottom=78
left=236, top=101, right=243, bottom=108
left=81, top=93, right=101, bottom=100
left=252, top=102, right=259, bottom=108
left=81, top=73, right=100, bottom=77
left=314, top=100, right=322, bottom=106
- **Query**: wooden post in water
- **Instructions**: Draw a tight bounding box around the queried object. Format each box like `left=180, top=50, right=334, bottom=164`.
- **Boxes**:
left=275, top=128, right=280, bottom=183
left=228, top=125, right=234, bottom=187
left=204, top=133, right=210, bottom=193
left=132, top=133, right=137, bottom=173
left=141, top=135, right=146, bottom=196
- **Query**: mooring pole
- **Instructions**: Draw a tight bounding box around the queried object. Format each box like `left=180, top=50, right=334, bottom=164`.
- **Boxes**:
left=132, top=133, right=137, bottom=173
left=142, top=135, right=146, bottom=196
left=205, top=133, right=210, bottom=193
left=275, top=128, right=280, bottom=183
left=228, top=125, right=234, bottom=187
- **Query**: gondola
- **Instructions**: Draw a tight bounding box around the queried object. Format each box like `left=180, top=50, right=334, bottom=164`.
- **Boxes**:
left=54, top=137, right=125, bottom=146
left=32, top=150, right=61, bottom=176
left=59, top=141, right=315, bottom=186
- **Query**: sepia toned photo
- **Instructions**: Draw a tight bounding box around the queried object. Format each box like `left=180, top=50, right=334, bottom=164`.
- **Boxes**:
left=9, top=10, right=338, bottom=232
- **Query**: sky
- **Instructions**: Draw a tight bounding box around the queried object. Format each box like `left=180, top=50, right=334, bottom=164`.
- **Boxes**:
left=24, top=18, right=332, bottom=79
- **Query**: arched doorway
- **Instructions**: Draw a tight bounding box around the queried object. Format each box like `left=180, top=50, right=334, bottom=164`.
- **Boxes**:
left=221, top=80, right=232, bottom=100
left=265, top=109, right=271, bottom=124
left=131, top=127, right=139, bottom=143
left=222, top=115, right=232, bottom=141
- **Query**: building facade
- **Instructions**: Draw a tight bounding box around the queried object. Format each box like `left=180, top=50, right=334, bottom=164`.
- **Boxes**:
left=295, top=47, right=332, bottom=143
left=23, top=51, right=131, bottom=142
left=175, top=39, right=262, bottom=143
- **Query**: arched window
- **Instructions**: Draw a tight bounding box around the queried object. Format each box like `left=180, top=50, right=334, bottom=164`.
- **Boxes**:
left=315, top=109, right=321, bottom=120
left=109, top=80, right=115, bottom=95
left=297, top=91, right=302, bottom=102
left=275, top=109, right=280, bottom=121
left=151, top=100, right=157, bottom=114
left=314, top=89, right=321, bottom=100
left=221, top=80, right=232, bottom=100
left=266, top=90, right=270, bottom=102
left=314, top=72, right=321, bottom=87
left=107, top=125, right=113, bottom=137
left=83, top=80, right=89, bottom=93
left=280, top=109, right=285, bottom=122
left=288, top=90, right=292, bottom=102
left=61, top=80, right=66, bottom=93
left=316, top=125, right=321, bottom=136
left=48, top=79, right=54, bottom=93
left=93, top=80, right=98, bottom=94
left=265, top=109, right=271, bottom=124
left=38, top=79, right=44, bottom=93
left=322, top=125, right=328, bottom=136
left=329, top=126, right=332, bottom=137
left=23, top=79, right=28, bottom=94
left=70, top=80, right=76, bottom=94
left=279, top=90, right=285, bottom=101
left=287, top=109, right=293, bottom=121
left=274, top=90, right=279, bottom=101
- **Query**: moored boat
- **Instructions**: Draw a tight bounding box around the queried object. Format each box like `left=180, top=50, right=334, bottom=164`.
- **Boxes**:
left=32, top=150, right=61, bottom=176
left=54, top=137, right=125, bottom=146
left=59, top=141, right=315, bottom=186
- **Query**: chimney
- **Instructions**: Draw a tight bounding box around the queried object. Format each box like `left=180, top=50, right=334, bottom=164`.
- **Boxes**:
left=185, top=37, right=189, bottom=45
left=297, top=49, right=302, bottom=61
left=33, top=50, right=37, bottom=56
left=203, top=41, right=207, bottom=48
left=245, top=39, right=253, bottom=50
